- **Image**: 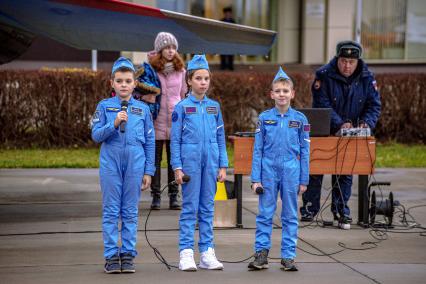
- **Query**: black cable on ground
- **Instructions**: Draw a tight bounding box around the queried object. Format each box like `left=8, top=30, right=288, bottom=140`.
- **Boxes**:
left=143, top=183, right=179, bottom=270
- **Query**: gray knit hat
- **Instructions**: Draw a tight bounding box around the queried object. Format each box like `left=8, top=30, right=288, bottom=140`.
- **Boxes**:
left=154, top=32, right=178, bottom=52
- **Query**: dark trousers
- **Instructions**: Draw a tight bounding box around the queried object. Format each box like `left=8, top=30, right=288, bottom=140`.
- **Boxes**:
left=220, top=55, right=234, bottom=70
left=300, top=174, right=353, bottom=217
left=151, top=140, right=178, bottom=196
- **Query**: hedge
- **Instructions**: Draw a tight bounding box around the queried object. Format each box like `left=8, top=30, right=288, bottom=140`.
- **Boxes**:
left=0, top=69, right=424, bottom=148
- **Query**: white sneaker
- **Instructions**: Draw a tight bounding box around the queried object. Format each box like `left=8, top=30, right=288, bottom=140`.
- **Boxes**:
left=199, top=247, right=224, bottom=270
left=338, top=217, right=351, bottom=230
left=179, top=249, right=197, bottom=271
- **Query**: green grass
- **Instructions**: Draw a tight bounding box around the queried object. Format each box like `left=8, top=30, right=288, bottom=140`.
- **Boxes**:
left=0, top=148, right=100, bottom=168
left=375, top=143, right=426, bottom=168
left=0, top=143, right=424, bottom=168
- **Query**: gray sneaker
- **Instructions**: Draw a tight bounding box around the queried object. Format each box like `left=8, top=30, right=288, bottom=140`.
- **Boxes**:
left=248, top=249, right=269, bottom=270
left=104, top=254, right=121, bottom=274
left=120, top=253, right=135, bottom=273
left=281, top=258, right=298, bottom=271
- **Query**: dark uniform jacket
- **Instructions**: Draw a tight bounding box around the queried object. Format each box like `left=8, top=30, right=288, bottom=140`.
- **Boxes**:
left=312, top=57, right=381, bottom=134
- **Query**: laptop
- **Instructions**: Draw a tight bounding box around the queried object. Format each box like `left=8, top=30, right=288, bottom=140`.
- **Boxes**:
left=296, top=108, right=331, bottom=137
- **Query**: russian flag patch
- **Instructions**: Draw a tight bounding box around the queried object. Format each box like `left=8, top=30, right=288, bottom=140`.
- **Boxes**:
left=304, top=124, right=311, bottom=132
left=184, top=106, right=197, bottom=114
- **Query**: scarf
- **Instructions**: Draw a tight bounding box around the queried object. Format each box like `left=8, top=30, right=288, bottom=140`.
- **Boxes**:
left=162, top=62, right=175, bottom=76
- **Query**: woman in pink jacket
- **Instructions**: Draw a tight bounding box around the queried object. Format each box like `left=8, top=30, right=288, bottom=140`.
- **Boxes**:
left=149, top=32, right=186, bottom=210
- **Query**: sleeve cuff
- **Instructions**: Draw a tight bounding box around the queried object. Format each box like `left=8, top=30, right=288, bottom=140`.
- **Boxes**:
left=144, top=168, right=156, bottom=176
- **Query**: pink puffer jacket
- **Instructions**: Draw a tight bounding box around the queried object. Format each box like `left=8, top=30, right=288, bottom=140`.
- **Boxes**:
left=154, top=70, right=187, bottom=140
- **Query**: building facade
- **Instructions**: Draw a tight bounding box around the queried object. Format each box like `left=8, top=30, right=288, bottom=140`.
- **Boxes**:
left=132, top=0, right=426, bottom=64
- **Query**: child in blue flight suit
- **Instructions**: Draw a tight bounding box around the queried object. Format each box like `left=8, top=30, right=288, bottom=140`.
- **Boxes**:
left=170, top=55, right=228, bottom=271
left=249, top=67, right=310, bottom=272
left=91, top=57, right=155, bottom=274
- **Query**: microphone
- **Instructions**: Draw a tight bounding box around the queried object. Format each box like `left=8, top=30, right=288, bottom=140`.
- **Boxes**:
left=120, top=100, right=128, bottom=133
left=170, top=175, right=190, bottom=185
left=255, top=186, right=264, bottom=195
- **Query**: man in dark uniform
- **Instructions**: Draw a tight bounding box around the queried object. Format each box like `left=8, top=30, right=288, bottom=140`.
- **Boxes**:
left=300, top=40, right=381, bottom=229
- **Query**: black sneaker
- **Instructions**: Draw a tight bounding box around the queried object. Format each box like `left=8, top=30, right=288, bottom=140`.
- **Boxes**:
left=338, top=216, right=351, bottom=230
left=151, top=194, right=161, bottom=210
left=169, top=194, right=181, bottom=210
left=104, top=254, right=121, bottom=274
left=248, top=249, right=269, bottom=270
left=300, top=213, right=313, bottom=222
left=120, top=253, right=135, bottom=273
left=280, top=258, right=298, bottom=271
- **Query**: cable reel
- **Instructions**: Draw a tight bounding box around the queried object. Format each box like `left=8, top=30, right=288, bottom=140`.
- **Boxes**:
left=368, top=182, right=395, bottom=227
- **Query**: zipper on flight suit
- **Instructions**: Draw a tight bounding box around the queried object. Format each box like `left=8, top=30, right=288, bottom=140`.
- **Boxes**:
left=200, top=101, right=206, bottom=168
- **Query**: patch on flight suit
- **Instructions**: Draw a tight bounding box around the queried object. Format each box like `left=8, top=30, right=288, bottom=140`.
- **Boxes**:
left=288, top=120, right=301, bottom=128
left=130, top=107, right=143, bottom=116
left=314, top=80, right=321, bottom=90
left=372, top=80, right=378, bottom=91
left=92, top=110, right=100, bottom=123
left=255, top=120, right=261, bottom=133
left=206, top=106, right=217, bottom=114
left=264, top=120, right=277, bottom=126
left=106, top=107, right=120, bottom=112
left=184, top=106, right=197, bottom=114
left=303, top=124, right=311, bottom=132
left=172, top=111, right=178, bottom=122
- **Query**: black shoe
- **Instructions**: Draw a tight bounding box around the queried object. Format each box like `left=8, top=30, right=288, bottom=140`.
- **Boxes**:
left=151, top=194, right=161, bottom=210
left=281, top=258, right=298, bottom=271
left=300, top=213, right=314, bottom=222
left=104, top=254, right=121, bottom=274
left=248, top=249, right=269, bottom=270
left=169, top=194, right=181, bottom=210
left=338, top=216, right=351, bottom=230
left=120, top=253, right=135, bottom=273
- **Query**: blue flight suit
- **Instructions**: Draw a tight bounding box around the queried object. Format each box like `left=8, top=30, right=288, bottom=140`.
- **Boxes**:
left=300, top=57, right=381, bottom=218
left=92, top=96, right=155, bottom=258
left=251, top=107, right=310, bottom=259
left=170, top=93, right=228, bottom=253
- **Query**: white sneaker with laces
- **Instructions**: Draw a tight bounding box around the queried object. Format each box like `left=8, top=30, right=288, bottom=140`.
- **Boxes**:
left=179, top=249, right=197, bottom=271
left=199, top=247, right=224, bottom=270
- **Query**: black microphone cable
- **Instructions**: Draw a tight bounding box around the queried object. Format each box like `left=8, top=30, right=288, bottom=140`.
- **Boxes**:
left=143, top=175, right=190, bottom=270
left=144, top=182, right=178, bottom=270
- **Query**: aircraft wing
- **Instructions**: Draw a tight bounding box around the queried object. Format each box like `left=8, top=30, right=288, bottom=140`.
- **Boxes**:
left=0, top=0, right=277, bottom=64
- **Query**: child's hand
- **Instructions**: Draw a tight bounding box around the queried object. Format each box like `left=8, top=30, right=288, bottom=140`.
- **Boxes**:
left=251, top=182, right=263, bottom=193
left=217, top=168, right=227, bottom=182
left=114, top=111, right=128, bottom=128
left=141, top=175, right=151, bottom=191
left=299, top=185, right=307, bottom=194
left=174, top=169, right=184, bottom=185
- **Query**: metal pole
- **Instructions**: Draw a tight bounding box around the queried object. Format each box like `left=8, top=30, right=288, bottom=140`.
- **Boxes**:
left=234, top=174, right=243, bottom=228
left=91, top=49, right=97, bottom=71
left=355, top=0, right=362, bottom=43
left=358, top=174, right=369, bottom=227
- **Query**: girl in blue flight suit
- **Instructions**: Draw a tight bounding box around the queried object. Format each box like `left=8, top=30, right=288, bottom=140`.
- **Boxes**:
left=170, top=55, right=228, bottom=271
left=249, top=67, right=310, bottom=272
left=92, top=57, right=155, bottom=274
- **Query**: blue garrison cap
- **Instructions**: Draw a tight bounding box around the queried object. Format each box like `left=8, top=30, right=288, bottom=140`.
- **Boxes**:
left=273, top=66, right=291, bottom=82
left=187, top=54, right=209, bottom=71
left=112, top=57, right=135, bottom=74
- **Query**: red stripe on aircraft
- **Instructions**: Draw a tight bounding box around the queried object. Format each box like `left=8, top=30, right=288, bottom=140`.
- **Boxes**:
left=51, top=0, right=167, bottom=18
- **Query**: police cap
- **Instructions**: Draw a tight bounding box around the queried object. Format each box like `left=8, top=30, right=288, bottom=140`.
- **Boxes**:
left=336, top=40, right=362, bottom=59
